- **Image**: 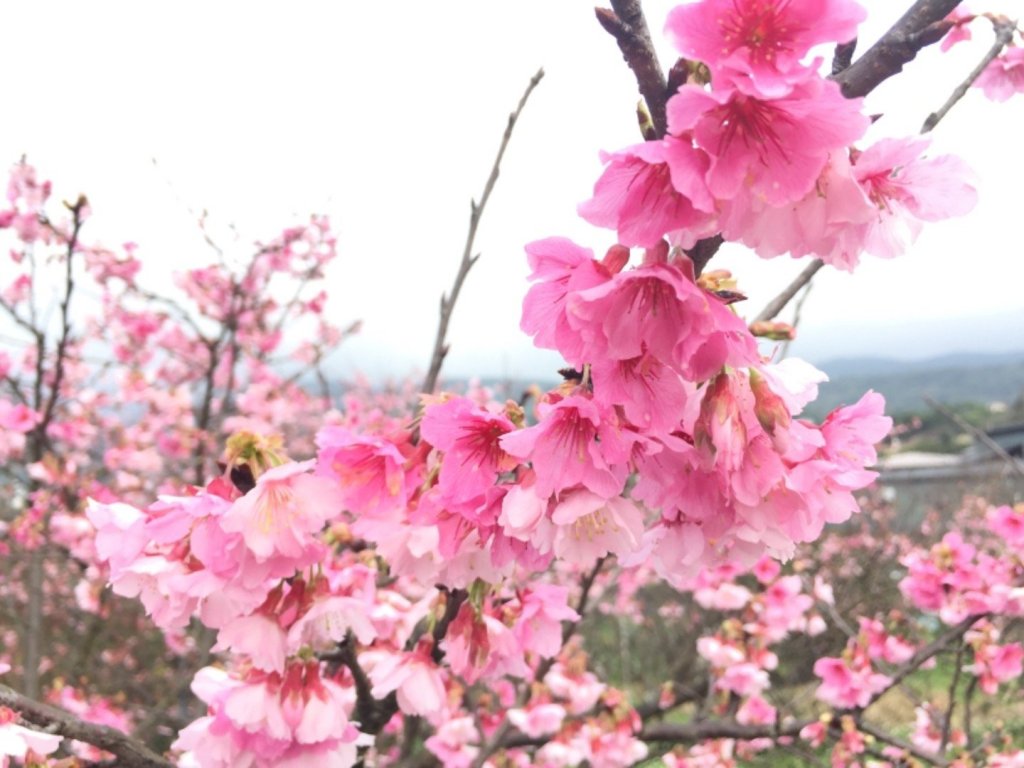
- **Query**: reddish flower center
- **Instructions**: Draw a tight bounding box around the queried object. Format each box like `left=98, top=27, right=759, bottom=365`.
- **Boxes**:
left=456, top=419, right=510, bottom=470
left=720, top=0, right=800, bottom=64
left=550, top=408, right=596, bottom=463
left=716, top=95, right=789, bottom=162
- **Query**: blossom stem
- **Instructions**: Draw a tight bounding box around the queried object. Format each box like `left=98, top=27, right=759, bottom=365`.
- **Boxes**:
left=421, top=68, right=545, bottom=394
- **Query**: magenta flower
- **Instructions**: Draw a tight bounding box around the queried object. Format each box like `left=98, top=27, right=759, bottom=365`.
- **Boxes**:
left=420, top=396, right=517, bottom=505
left=667, top=69, right=868, bottom=206
left=369, top=645, right=448, bottom=717
left=590, top=349, right=690, bottom=435
left=520, top=237, right=620, bottom=366
left=500, top=395, right=629, bottom=499
left=316, top=427, right=412, bottom=518
left=568, top=261, right=758, bottom=381
left=578, top=138, right=716, bottom=248
left=666, top=0, right=865, bottom=88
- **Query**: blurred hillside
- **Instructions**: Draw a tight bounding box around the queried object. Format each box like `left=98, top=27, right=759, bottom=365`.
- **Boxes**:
left=805, top=350, right=1024, bottom=420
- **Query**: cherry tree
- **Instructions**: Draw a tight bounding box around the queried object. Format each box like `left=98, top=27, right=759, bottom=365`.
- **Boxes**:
left=1, top=1, right=1023, bottom=767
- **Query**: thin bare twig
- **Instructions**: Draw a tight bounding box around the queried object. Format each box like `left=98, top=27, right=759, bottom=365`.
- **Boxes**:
left=779, top=277, right=814, bottom=359
left=940, top=641, right=965, bottom=753
left=0, top=684, right=173, bottom=768
left=923, top=18, right=1018, bottom=132
left=421, top=68, right=544, bottom=394
left=753, top=260, right=824, bottom=324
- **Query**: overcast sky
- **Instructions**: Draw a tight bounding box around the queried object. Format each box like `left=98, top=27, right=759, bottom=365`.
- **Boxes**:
left=2, top=1, right=1022, bottom=383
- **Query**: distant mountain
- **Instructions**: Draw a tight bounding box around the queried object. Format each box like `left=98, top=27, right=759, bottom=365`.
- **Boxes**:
left=806, top=350, right=1024, bottom=417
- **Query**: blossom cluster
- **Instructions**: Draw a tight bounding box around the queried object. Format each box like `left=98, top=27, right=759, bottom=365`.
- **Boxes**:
left=4, top=0, right=1019, bottom=766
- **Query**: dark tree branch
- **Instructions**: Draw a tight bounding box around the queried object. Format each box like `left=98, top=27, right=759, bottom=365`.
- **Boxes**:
left=0, top=684, right=173, bottom=768
left=832, top=39, right=859, bottom=75
left=753, top=260, right=824, bottom=324
left=684, top=235, right=724, bottom=278
left=939, top=641, right=965, bottom=753
left=595, top=1, right=668, bottom=136
left=834, top=0, right=965, bottom=98
left=421, top=68, right=544, bottom=394
left=923, top=18, right=1017, bottom=132
left=856, top=720, right=950, bottom=767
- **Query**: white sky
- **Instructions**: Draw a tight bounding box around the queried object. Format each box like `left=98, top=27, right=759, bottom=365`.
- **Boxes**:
left=2, top=1, right=1022, bottom=383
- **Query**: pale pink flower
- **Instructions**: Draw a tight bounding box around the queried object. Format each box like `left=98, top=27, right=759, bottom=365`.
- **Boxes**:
left=368, top=646, right=447, bottom=718
left=976, top=46, right=1024, bottom=101
left=849, top=137, right=978, bottom=260
left=544, top=661, right=606, bottom=715
left=508, top=703, right=567, bottom=738
left=550, top=489, right=646, bottom=566
left=0, top=707, right=63, bottom=765
left=220, top=460, right=341, bottom=560
left=694, top=582, right=752, bottom=611
left=940, top=8, right=975, bottom=52
left=215, top=613, right=289, bottom=673
left=513, top=584, right=580, bottom=659
left=425, top=717, right=480, bottom=768
left=287, top=595, right=378, bottom=656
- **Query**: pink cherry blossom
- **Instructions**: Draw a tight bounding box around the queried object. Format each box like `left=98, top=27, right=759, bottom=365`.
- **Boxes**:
left=316, top=427, right=413, bottom=518
left=368, top=645, right=448, bottom=718
left=500, top=395, right=629, bottom=499
left=420, top=396, right=517, bottom=505
left=976, top=46, right=1024, bottom=102
left=667, top=69, right=868, bottom=206
left=848, top=137, right=978, bottom=261
left=813, top=653, right=891, bottom=708
left=568, top=260, right=758, bottom=381
left=666, top=0, right=865, bottom=88
left=578, top=138, right=716, bottom=248
left=519, top=237, right=620, bottom=367
left=220, top=460, right=342, bottom=560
